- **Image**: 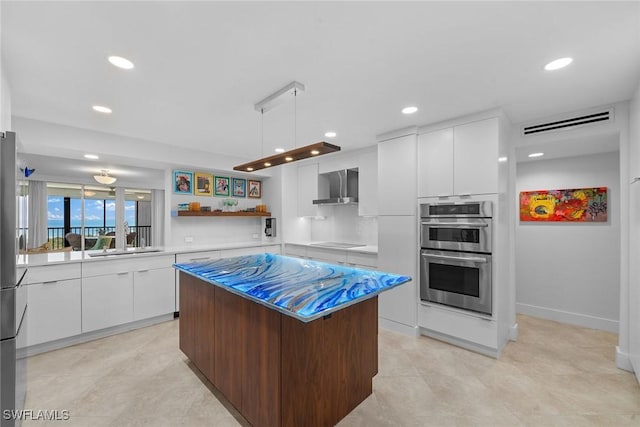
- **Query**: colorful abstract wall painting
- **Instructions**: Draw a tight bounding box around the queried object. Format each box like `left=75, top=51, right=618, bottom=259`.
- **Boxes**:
left=519, top=187, right=607, bottom=222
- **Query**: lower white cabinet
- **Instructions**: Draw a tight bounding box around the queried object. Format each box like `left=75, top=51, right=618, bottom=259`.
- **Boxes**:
left=26, top=278, right=81, bottom=347
left=82, top=272, right=134, bottom=333
left=133, top=267, right=175, bottom=321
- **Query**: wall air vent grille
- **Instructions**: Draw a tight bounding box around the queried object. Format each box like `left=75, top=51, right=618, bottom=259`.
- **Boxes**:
left=522, top=110, right=612, bottom=136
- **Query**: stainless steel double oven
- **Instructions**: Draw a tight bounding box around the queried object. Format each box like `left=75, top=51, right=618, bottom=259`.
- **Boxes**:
left=419, top=201, right=493, bottom=315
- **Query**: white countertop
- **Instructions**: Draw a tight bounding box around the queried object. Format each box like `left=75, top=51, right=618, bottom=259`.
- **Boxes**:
left=284, top=242, right=378, bottom=255
left=18, top=241, right=282, bottom=266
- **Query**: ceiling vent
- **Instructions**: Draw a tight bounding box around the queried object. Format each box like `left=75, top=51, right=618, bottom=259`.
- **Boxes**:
left=522, top=109, right=612, bottom=136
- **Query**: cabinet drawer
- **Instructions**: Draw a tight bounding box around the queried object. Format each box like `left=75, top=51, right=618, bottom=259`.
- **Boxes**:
left=306, top=247, right=347, bottom=264
left=175, top=250, right=221, bottom=264
left=26, top=279, right=81, bottom=346
left=262, top=245, right=282, bottom=254
left=82, top=273, right=134, bottom=332
left=221, top=247, right=268, bottom=258
left=346, top=252, right=377, bottom=268
left=23, top=263, right=81, bottom=285
left=83, top=254, right=174, bottom=277
left=284, top=245, right=307, bottom=258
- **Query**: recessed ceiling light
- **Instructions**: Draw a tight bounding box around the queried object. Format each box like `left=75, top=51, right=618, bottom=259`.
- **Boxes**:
left=324, top=131, right=337, bottom=138
left=402, top=106, right=418, bottom=114
left=84, top=154, right=99, bottom=160
left=528, top=152, right=544, bottom=158
left=274, top=148, right=285, bottom=153
left=137, top=195, right=145, bottom=200
left=285, top=157, right=294, bottom=162
left=264, top=162, right=271, bottom=167
left=310, top=150, right=320, bottom=155
left=544, top=57, right=573, bottom=71
left=246, top=167, right=254, bottom=171
left=92, top=105, right=112, bottom=114
left=498, top=156, right=508, bottom=162
left=108, top=56, right=135, bottom=70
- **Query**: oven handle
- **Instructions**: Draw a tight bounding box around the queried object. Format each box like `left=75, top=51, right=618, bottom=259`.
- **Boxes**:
left=423, top=253, right=488, bottom=263
left=421, top=222, right=489, bottom=227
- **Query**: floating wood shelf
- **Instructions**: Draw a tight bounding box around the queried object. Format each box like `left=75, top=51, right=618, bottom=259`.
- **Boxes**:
left=176, top=211, right=271, bottom=217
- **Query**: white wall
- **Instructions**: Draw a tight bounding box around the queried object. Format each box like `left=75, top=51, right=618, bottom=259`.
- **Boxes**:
left=1, top=67, right=11, bottom=131
left=310, top=205, right=377, bottom=245
left=516, top=150, right=620, bottom=332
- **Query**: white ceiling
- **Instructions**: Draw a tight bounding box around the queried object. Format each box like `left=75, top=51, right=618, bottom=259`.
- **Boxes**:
left=2, top=1, right=640, bottom=162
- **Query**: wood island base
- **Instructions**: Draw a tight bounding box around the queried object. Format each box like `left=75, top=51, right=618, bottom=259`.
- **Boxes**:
left=179, top=272, right=379, bottom=427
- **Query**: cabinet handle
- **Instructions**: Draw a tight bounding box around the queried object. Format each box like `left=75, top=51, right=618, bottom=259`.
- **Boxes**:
left=117, top=272, right=129, bottom=276
left=42, top=280, right=58, bottom=285
left=138, top=270, right=149, bottom=273
left=189, top=257, right=211, bottom=262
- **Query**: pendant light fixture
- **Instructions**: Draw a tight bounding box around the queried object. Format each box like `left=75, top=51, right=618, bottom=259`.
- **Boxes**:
left=93, top=169, right=117, bottom=185
left=233, top=81, right=340, bottom=172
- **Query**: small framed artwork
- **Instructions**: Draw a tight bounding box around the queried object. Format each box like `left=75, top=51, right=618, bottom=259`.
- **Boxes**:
left=194, top=172, right=213, bottom=196
left=248, top=180, right=261, bottom=198
left=214, top=176, right=230, bottom=196
left=232, top=178, right=246, bottom=198
left=174, top=170, right=193, bottom=194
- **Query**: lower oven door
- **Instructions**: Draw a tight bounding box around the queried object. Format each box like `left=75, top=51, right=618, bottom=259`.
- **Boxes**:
left=420, top=249, right=492, bottom=315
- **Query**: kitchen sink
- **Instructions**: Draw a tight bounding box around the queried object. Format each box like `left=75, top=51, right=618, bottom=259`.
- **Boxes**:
left=309, top=242, right=367, bottom=249
left=87, top=248, right=162, bottom=257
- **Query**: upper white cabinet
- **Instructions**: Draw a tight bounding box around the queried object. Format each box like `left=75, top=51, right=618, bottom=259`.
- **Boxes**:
left=418, top=117, right=499, bottom=197
left=378, top=134, right=417, bottom=215
left=454, top=118, right=499, bottom=195
left=417, top=128, right=454, bottom=197
left=358, top=150, right=378, bottom=216
left=297, top=163, right=319, bottom=217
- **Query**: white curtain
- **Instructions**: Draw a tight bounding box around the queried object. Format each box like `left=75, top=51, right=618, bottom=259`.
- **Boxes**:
left=27, top=180, right=48, bottom=248
left=151, top=189, right=164, bottom=247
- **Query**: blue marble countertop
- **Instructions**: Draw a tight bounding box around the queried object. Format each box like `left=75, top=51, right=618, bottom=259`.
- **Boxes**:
left=174, top=253, right=411, bottom=322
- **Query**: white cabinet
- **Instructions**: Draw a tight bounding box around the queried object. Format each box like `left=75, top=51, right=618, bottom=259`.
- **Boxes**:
left=358, top=150, right=378, bottom=216
left=418, top=118, right=499, bottom=197
left=377, top=216, right=417, bottom=328
left=82, top=254, right=175, bottom=332
left=82, top=272, right=134, bottom=333
left=346, top=252, right=377, bottom=269
left=297, top=163, right=319, bottom=217
left=25, top=278, right=81, bottom=347
left=133, top=267, right=175, bottom=321
left=417, top=128, right=454, bottom=197
left=453, top=118, right=499, bottom=195
left=306, top=247, right=346, bottom=264
left=284, top=244, right=308, bottom=258
left=378, top=134, right=417, bottom=215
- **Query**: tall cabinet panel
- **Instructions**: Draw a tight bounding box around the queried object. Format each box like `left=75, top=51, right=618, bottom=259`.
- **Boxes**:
left=377, top=216, right=417, bottom=328
left=454, top=118, right=499, bottom=195
left=377, top=134, right=417, bottom=216
left=377, top=132, right=417, bottom=333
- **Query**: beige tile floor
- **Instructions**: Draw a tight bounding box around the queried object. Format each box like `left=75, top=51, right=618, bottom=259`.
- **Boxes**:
left=22, top=314, right=640, bottom=426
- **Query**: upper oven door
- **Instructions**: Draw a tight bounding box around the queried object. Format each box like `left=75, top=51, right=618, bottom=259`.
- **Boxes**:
left=420, top=201, right=492, bottom=218
left=420, top=217, right=492, bottom=253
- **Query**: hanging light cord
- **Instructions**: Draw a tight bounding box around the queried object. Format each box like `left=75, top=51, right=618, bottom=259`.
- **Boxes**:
left=261, top=108, right=264, bottom=157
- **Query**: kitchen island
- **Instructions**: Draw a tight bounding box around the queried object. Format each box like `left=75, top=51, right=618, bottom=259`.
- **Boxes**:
left=174, top=253, right=411, bottom=426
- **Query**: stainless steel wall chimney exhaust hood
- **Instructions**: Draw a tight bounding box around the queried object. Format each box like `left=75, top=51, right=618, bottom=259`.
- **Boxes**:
left=312, top=169, right=358, bottom=205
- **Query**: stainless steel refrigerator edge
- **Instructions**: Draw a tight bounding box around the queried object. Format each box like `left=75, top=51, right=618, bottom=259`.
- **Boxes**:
left=0, top=131, right=27, bottom=427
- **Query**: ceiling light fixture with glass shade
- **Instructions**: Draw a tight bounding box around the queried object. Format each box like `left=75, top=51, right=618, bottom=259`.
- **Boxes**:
left=93, top=169, right=117, bottom=185
left=233, top=81, right=341, bottom=172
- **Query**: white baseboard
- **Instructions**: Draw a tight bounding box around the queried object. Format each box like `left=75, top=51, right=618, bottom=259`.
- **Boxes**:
left=516, top=303, right=618, bottom=333
left=616, top=346, right=634, bottom=373
left=378, top=317, right=419, bottom=337
left=420, top=327, right=499, bottom=358
left=509, top=323, right=519, bottom=341
left=17, top=313, right=175, bottom=358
